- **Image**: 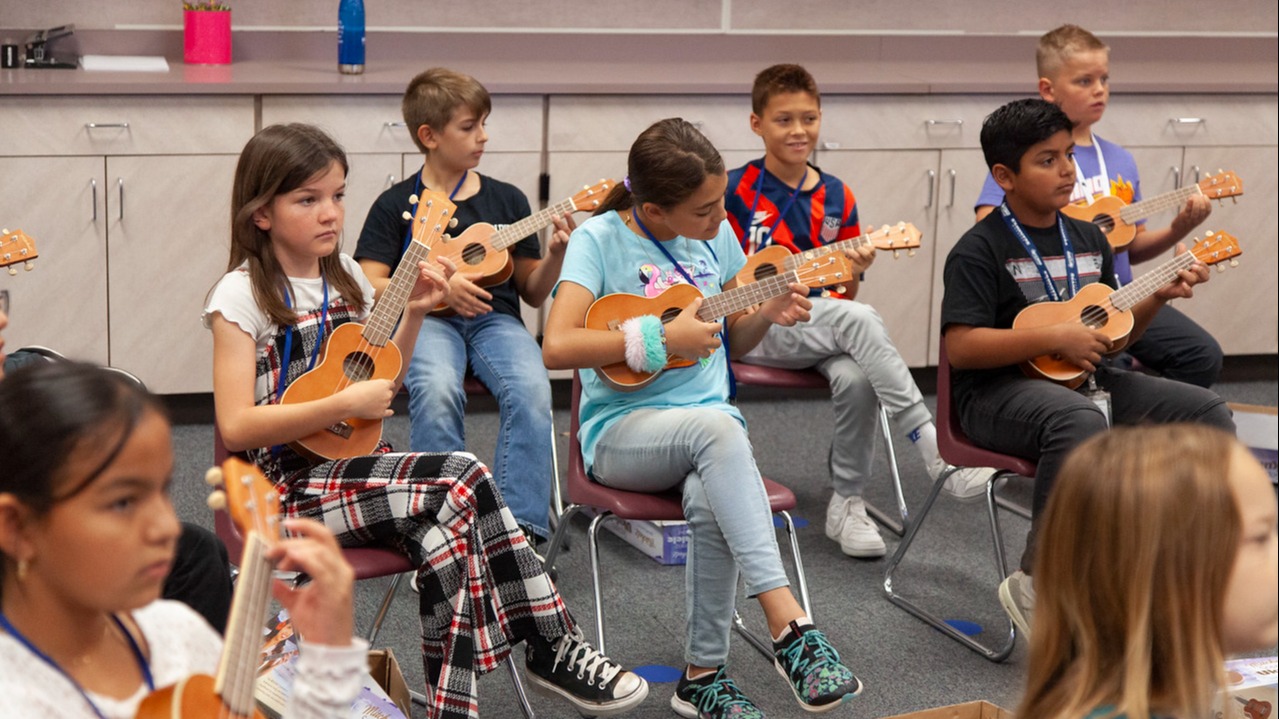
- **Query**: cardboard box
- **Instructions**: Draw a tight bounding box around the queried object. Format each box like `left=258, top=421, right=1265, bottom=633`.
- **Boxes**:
left=367, top=648, right=412, bottom=719
left=881, top=700, right=1013, bottom=719
left=585, top=508, right=689, bottom=565
left=1230, top=403, right=1278, bottom=483
left=1219, top=656, right=1277, bottom=719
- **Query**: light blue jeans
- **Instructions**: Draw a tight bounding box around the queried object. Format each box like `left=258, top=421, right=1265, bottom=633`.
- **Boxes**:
left=405, top=312, right=553, bottom=538
left=741, top=298, right=932, bottom=498
left=591, top=407, right=790, bottom=667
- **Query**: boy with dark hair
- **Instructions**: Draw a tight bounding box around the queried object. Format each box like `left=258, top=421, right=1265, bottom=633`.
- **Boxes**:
left=944, top=97, right=1234, bottom=638
left=356, top=68, right=569, bottom=549
left=975, top=24, right=1221, bottom=388
left=725, top=63, right=995, bottom=559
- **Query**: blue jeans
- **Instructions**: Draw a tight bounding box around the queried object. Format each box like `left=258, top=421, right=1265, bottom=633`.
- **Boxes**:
left=591, top=407, right=790, bottom=667
left=405, top=312, right=553, bottom=538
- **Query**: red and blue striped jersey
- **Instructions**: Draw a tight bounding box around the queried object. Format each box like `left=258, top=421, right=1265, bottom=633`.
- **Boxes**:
left=725, top=158, right=861, bottom=254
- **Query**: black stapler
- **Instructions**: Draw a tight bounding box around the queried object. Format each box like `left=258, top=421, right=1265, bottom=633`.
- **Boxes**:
left=25, top=25, right=78, bottom=69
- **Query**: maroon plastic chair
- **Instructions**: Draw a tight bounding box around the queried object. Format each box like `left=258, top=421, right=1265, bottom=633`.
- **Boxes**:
left=729, top=361, right=909, bottom=536
left=210, top=428, right=537, bottom=716
left=880, top=336, right=1036, bottom=662
left=540, top=372, right=812, bottom=660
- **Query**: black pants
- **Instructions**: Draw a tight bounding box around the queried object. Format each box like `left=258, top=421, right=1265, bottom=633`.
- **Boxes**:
left=163, top=522, right=233, bottom=633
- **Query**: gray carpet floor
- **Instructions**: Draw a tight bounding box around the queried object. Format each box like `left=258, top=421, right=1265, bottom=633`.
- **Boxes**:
left=166, top=360, right=1278, bottom=719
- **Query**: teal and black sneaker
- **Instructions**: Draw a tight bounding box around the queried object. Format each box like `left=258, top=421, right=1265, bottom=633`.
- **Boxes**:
left=670, top=666, right=766, bottom=718
left=773, top=621, right=863, bottom=712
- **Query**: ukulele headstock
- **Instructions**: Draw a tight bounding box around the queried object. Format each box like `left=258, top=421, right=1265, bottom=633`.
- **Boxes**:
left=1197, top=170, right=1243, bottom=205
left=1190, top=229, right=1242, bottom=271
left=868, top=222, right=922, bottom=259
left=400, top=188, right=458, bottom=250
left=1, top=228, right=38, bottom=275
left=206, top=458, right=282, bottom=545
left=570, top=179, right=618, bottom=213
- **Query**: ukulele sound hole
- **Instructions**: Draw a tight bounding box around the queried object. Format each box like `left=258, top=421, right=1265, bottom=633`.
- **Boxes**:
left=461, top=243, right=487, bottom=266
left=1092, top=213, right=1116, bottom=233
left=752, top=263, right=779, bottom=281
left=660, top=307, right=681, bottom=324
left=342, top=352, right=375, bottom=382
left=1079, top=304, right=1109, bottom=330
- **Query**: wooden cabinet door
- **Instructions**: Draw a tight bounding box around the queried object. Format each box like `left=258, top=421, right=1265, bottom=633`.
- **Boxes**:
left=105, top=155, right=238, bottom=393
left=0, top=156, right=110, bottom=365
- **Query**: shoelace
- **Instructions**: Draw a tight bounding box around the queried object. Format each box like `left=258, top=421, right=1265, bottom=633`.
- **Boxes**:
left=778, top=629, right=842, bottom=681
left=687, top=670, right=757, bottom=714
left=552, top=629, right=621, bottom=686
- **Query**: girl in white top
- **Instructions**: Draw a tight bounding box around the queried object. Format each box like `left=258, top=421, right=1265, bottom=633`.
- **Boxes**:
left=0, top=360, right=366, bottom=718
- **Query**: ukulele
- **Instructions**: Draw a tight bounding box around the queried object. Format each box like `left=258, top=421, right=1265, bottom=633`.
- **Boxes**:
left=136, top=458, right=280, bottom=719
left=1015, top=230, right=1242, bottom=388
left=426, top=179, right=616, bottom=312
left=734, top=221, right=921, bottom=286
left=589, top=252, right=856, bottom=392
left=1061, top=170, right=1242, bottom=251
left=1, top=228, right=38, bottom=275
left=281, top=190, right=455, bottom=461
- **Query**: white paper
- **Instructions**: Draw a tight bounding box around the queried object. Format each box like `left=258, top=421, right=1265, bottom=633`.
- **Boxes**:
left=80, top=55, right=171, bottom=72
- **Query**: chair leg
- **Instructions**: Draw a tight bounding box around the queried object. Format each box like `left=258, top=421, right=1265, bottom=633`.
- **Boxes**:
left=881, top=467, right=1016, bottom=662
left=864, top=404, right=909, bottom=537
left=586, top=511, right=612, bottom=655
left=364, top=572, right=405, bottom=645
left=992, top=474, right=1032, bottom=519
left=542, top=503, right=586, bottom=573
left=731, top=509, right=813, bottom=662
left=506, top=659, right=538, bottom=719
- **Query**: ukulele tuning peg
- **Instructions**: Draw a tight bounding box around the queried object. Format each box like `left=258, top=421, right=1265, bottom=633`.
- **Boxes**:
left=907, top=248, right=916, bottom=257
left=206, top=490, right=227, bottom=511
left=24, top=261, right=34, bottom=272
left=205, top=467, right=223, bottom=486
left=7, top=267, right=16, bottom=276
left=1228, top=259, right=1239, bottom=268
left=449, top=218, right=458, bottom=228
left=402, top=211, right=412, bottom=221
left=820, top=289, right=832, bottom=298
left=835, top=285, right=847, bottom=294
left=409, top=194, right=419, bottom=204
left=1, top=228, right=8, bottom=234
left=892, top=250, right=900, bottom=259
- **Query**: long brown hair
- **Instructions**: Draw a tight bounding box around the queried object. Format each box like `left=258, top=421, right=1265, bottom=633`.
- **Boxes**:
left=1019, top=425, right=1239, bottom=719
left=228, top=123, right=366, bottom=326
left=595, top=117, right=725, bottom=216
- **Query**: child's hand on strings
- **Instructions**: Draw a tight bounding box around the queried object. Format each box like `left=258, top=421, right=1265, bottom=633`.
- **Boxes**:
left=666, top=297, right=723, bottom=361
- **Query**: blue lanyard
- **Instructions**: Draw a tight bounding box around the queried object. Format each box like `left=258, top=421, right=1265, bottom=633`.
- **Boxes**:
left=0, top=612, right=154, bottom=719
left=401, top=169, right=468, bottom=256
left=275, top=278, right=329, bottom=404
left=629, top=208, right=737, bottom=397
left=998, top=201, right=1078, bottom=301
left=745, top=162, right=806, bottom=253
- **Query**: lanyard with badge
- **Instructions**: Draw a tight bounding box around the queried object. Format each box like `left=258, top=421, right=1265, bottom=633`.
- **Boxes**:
left=745, top=162, right=807, bottom=254
left=998, top=201, right=1111, bottom=424
left=630, top=208, right=737, bottom=398
left=1073, top=132, right=1109, bottom=203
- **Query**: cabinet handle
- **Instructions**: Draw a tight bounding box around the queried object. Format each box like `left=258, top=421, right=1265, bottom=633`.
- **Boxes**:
left=947, top=169, right=957, bottom=208
left=925, top=169, right=936, bottom=208
left=822, top=141, right=841, bottom=150
left=385, top=174, right=397, bottom=189
left=384, top=121, right=407, bottom=128
left=925, top=119, right=963, bottom=127
left=1171, top=166, right=1182, bottom=190
left=91, top=178, right=98, bottom=222
left=85, top=122, right=130, bottom=129
left=1171, top=117, right=1205, bottom=125
left=118, top=178, right=125, bottom=220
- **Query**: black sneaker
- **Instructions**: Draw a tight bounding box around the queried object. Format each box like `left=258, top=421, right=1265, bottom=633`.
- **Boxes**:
left=518, top=523, right=558, bottom=584
left=524, top=628, right=648, bottom=716
left=670, top=666, right=765, bottom=718
left=773, top=621, right=862, bottom=712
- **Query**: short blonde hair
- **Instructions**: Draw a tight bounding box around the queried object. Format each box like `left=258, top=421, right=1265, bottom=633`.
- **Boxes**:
left=1037, top=24, right=1109, bottom=79
left=401, top=67, right=491, bottom=154
left=1018, top=425, right=1239, bottom=719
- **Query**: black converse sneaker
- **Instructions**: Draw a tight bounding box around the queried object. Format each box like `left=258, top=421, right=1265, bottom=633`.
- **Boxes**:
left=524, top=628, right=649, bottom=716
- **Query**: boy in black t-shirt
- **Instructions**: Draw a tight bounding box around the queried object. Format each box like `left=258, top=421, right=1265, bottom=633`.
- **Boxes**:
left=355, top=68, right=572, bottom=549
left=940, top=98, right=1233, bottom=639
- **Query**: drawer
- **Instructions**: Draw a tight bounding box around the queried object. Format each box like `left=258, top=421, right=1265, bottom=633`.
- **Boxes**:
left=1097, top=94, right=1278, bottom=148
left=261, top=94, right=544, bottom=154
left=818, top=94, right=1019, bottom=151
left=0, top=96, right=255, bottom=156
left=548, top=95, right=760, bottom=152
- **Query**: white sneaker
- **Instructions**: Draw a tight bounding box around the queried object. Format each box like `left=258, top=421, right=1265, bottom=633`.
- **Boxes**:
left=937, top=465, right=996, bottom=501
left=998, top=570, right=1036, bottom=639
left=824, top=493, right=886, bottom=558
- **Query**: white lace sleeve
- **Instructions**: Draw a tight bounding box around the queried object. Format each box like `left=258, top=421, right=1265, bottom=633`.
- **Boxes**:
left=285, top=638, right=370, bottom=719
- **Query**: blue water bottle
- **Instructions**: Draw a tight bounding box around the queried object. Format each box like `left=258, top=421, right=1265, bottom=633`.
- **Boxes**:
left=338, top=0, right=365, bottom=74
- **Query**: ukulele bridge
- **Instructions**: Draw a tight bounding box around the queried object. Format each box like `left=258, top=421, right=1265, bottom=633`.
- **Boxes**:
left=324, top=421, right=354, bottom=439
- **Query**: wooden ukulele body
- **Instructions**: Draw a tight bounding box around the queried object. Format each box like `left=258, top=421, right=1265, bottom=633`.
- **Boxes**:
left=1061, top=196, right=1136, bottom=251
left=135, top=674, right=265, bottom=719
left=586, top=284, right=703, bottom=392
left=1012, top=282, right=1134, bottom=388
left=279, top=322, right=403, bottom=460
left=735, top=245, right=792, bottom=285
left=426, top=222, right=515, bottom=314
